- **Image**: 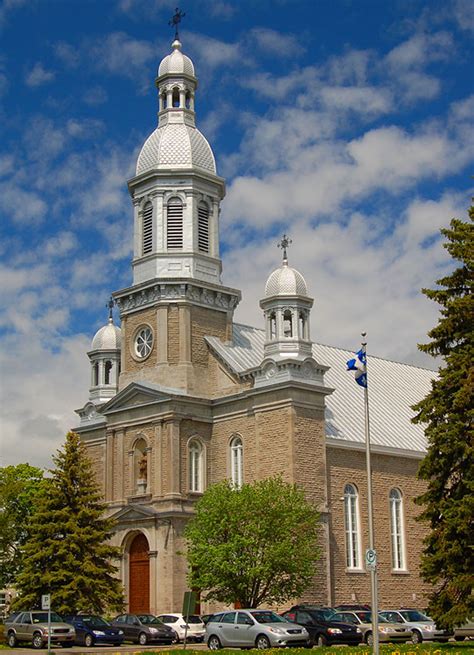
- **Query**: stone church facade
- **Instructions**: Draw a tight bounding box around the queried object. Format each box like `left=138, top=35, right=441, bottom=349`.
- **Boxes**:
left=75, top=38, right=435, bottom=615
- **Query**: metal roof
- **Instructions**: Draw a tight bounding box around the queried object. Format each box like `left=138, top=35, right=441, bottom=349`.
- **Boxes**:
left=206, top=324, right=436, bottom=455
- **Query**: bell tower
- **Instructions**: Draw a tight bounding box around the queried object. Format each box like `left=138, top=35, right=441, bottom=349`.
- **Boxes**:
left=114, top=33, right=240, bottom=394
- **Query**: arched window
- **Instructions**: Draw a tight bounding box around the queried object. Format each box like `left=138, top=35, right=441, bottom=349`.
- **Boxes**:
left=104, top=360, right=112, bottom=385
left=142, top=201, right=153, bottom=255
left=344, top=484, right=361, bottom=569
left=197, top=201, right=209, bottom=253
left=390, top=488, right=406, bottom=570
left=230, top=436, right=243, bottom=488
left=269, top=312, right=277, bottom=340
left=93, top=362, right=99, bottom=386
left=185, top=91, right=191, bottom=109
left=189, top=440, right=204, bottom=493
left=172, top=87, right=180, bottom=107
left=161, top=92, right=167, bottom=110
left=283, top=310, right=293, bottom=337
left=167, top=197, right=183, bottom=249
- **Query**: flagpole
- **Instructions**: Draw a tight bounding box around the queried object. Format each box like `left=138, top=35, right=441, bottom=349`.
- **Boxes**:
left=362, top=332, right=379, bottom=655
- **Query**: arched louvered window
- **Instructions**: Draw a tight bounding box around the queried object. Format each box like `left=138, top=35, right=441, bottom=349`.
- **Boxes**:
left=390, top=488, right=406, bottom=570
left=198, top=201, right=209, bottom=253
left=189, top=440, right=204, bottom=493
left=344, top=484, right=361, bottom=569
left=104, top=360, right=112, bottom=385
left=167, top=197, right=183, bottom=249
left=230, top=436, right=243, bottom=488
left=142, top=201, right=153, bottom=255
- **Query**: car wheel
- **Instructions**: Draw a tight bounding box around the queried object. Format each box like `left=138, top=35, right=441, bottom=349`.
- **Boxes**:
left=85, top=634, right=94, bottom=647
left=138, top=632, right=148, bottom=645
left=32, top=632, right=44, bottom=649
left=7, top=632, right=17, bottom=648
left=411, top=630, right=423, bottom=644
left=365, top=632, right=373, bottom=646
left=317, top=634, right=327, bottom=647
left=208, top=635, right=222, bottom=650
left=256, top=634, right=271, bottom=649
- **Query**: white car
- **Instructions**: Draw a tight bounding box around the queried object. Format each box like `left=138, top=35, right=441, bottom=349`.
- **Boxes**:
left=156, top=613, right=205, bottom=642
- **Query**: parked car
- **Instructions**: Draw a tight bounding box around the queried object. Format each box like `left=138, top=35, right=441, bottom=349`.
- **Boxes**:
left=4, top=612, right=21, bottom=625
left=156, top=613, right=205, bottom=642
left=334, top=604, right=371, bottom=611
left=110, top=613, right=176, bottom=645
left=206, top=609, right=310, bottom=649
left=282, top=606, right=362, bottom=647
left=379, top=609, right=452, bottom=643
left=5, top=611, right=75, bottom=649
left=331, top=610, right=411, bottom=644
left=454, top=618, right=474, bottom=641
left=63, top=614, right=124, bottom=647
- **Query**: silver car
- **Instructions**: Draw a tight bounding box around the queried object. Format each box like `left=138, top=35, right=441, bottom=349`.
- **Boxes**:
left=5, top=610, right=76, bottom=649
left=332, top=610, right=411, bottom=644
left=380, top=609, right=452, bottom=643
left=205, top=609, right=310, bottom=649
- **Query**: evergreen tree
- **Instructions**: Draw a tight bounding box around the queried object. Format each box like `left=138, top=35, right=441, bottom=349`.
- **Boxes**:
left=412, top=206, right=474, bottom=629
left=13, top=432, right=123, bottom=615
left=185, top=476, right=320, bottom=608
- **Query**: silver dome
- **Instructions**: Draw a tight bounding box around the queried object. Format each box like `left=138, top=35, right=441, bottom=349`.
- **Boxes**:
left=158, top=40, right=195, bottom=77
left=265, top=261, right=308, bottom=297
left=91, top=319, right=121, bottom=350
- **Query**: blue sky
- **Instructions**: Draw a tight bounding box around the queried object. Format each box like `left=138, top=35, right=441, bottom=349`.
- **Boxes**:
left=1, top=0, right=473, bottom=467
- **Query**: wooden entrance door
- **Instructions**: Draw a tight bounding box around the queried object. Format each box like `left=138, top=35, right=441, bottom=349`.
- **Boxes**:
left=129, top=533, right=150, bottom=613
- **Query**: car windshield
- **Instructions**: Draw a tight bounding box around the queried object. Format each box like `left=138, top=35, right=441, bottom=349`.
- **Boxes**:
left=400, top=611, right=430, bottom=622
left=32, top=612, right=63, bottom=623
left=138, top=615, right=162, bottom=625
left=185, top=616, right=202, bottom=624
left=81, top=616, right=109, bottom=626
left=354, top=612, right=389, bottom=623
left=311, top=610, right=336, bottom=621
left=251, top=611, right=285, bottom=624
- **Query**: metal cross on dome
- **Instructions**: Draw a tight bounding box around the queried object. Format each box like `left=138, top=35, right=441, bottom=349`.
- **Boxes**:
left=169, top=7, right=186, bottom=40
left=278, top=234, right=292, bottom=261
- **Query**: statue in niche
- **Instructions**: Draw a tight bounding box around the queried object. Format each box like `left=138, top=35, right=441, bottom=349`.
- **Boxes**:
left=138, top=452, right=148, bottom=481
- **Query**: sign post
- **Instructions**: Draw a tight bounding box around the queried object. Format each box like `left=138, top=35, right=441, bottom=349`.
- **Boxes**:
left=41, top=594, right=51, bottom=654
left=182, top=591, right=197, bottom=649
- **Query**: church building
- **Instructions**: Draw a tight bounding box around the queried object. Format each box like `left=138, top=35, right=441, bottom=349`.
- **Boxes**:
left=75, top=36, right=436, bottom=615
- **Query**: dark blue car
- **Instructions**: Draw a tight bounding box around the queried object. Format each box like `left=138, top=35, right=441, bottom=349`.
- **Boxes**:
left=64, top=615, right=124, bottom=647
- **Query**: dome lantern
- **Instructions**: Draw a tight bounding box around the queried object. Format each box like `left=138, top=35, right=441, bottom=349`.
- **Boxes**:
left=87, top=298, right=122, bottom=404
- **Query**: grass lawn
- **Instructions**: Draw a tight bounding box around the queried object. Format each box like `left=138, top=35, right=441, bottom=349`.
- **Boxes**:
left=162, top=645, right=473, bottom=655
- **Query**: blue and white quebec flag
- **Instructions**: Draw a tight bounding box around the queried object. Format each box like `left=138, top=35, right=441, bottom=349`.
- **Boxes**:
left=346, top=346, right=367, bottom=388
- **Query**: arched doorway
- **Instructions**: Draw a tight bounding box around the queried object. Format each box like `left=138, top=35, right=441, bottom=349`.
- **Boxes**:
left=129, top=533, right=150, bottom=613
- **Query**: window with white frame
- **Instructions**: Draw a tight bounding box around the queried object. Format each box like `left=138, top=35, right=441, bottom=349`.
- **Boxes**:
left=197, top=201, right=209, bottom=253
left=344, top=483, right=361, bottom=569
left=189, top=440, right=204, bottom=493
left=142, top=201, right=153, bottom=255
left=390, top=488, right=406, bottom=570
left=230, top=436, right=243, bottom=488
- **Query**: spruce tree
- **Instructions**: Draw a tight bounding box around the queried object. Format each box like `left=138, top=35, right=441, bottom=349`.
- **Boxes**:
left=13, top=432, right=123, bottom=615
left=412, top=206, right=473, bottom=629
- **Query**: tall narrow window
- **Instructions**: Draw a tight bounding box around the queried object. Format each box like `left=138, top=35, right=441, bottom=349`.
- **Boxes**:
left=390, top=488, right=406, bottom=570
left=93, top=362, right=99, bottom=386
left=230, top=436, right=243, bottom=488
left=172, top=87, right=180, bottom=107
left=104, top=360, right=112, bottom=385
left=142, top=201, right=153, bottom=255
left=167, top=197, right=183, bottom=249
left=283, top=310, right=293, bottom=337
left=197, top=202, right=209, bottom=253
left=269, top=312, right=277, bottom=339
left=344, top=484, right=361, bottom=569
left=189, top=440, right=203, bottom=493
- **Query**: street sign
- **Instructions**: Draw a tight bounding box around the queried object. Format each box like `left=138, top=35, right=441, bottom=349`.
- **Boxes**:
left=41, top=594, right=50, bottom=610
left=365, top=548, right=377, bottom=570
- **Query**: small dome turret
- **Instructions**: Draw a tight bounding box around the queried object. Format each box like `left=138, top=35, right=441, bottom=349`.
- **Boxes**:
left=158, top=39, right=195, bottom=77
left=91, top=317, right=121, bottom=351
left=265, top=261, right=308, bottom=298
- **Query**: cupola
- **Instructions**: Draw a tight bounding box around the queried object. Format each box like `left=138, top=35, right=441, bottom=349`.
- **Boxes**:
left=87, top=298, right=121, bottom=404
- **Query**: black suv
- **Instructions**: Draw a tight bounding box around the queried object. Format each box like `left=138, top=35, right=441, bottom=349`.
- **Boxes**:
left=282, top=605, right=362, bottom=647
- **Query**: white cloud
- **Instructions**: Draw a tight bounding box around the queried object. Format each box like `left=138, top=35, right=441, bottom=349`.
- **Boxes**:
left=249, top=28, right=302, bottom=57
left=24, top=62, right=55, bottom=87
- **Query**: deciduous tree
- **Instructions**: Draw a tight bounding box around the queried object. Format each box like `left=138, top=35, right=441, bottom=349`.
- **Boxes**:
left=185, top=476, right=320, bottom=608
left=0, top=463, right=45, bottom=588
left=13, top=432, right=123, bottom=615
left=412, top=206, right=473, bottom=629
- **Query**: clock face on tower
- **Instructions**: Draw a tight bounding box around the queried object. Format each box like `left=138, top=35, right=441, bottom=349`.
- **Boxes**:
left=134, top=326, right=153, bottom=360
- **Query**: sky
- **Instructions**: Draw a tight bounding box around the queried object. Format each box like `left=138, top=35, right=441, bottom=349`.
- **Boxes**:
left=0, top=0, right=473, bottom=469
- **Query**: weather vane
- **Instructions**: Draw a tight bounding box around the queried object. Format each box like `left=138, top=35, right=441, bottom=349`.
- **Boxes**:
left=169, top=7, right=186, bottom=40
left=106, top=295, right=114, bottom=320
left=277, top=234, right=292, bottom=261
